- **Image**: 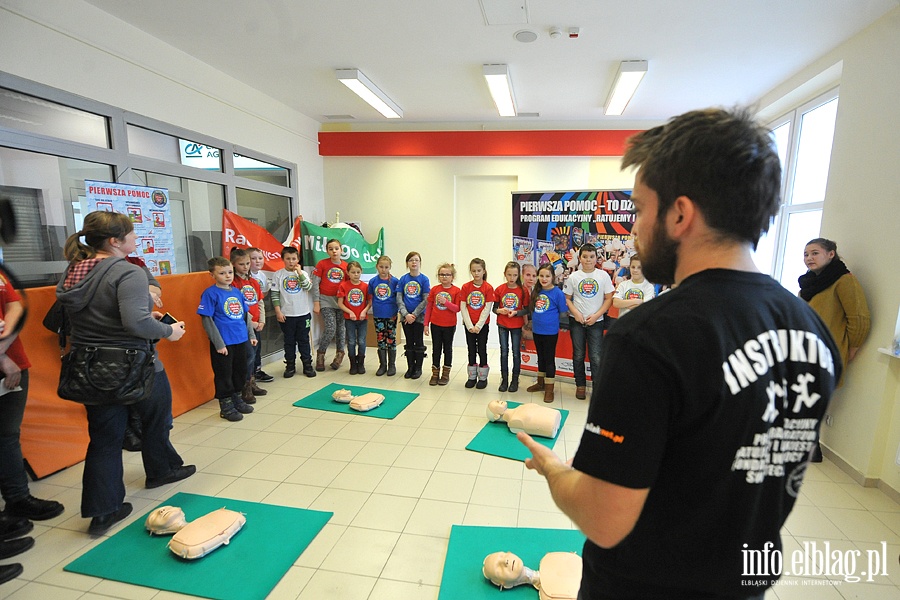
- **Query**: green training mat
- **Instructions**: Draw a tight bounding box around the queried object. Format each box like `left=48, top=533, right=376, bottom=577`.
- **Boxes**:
left=465, top=401, right=568, bottom=462
left=292, top=382, right=418, bottom=419
left=438, top=525, right=585, bottom=600
left=64, top=492, right=332, bottom=600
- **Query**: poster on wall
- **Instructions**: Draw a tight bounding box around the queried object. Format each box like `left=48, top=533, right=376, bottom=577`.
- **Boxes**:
left=513, top=190, right=635, bottom=379
left=85, top=180, right=176, bottom=276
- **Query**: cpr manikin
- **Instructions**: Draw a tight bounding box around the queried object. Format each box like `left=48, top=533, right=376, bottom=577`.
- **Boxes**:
left=145, top=506, right=246, bottom=559
left=487, top=400, right=561, bottom=438
left=483, top=551, right=582, bottom=600
left=331, top=388, right=385, bottom=412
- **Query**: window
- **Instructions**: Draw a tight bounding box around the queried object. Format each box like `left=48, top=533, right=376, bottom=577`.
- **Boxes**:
left=753, top=90, right=839, bottom=294
left=0, top=86, right=109, bottom=148
left=0, top=146, right=113, bottom=286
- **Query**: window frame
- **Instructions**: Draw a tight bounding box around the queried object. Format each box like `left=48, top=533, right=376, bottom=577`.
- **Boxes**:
left=763, top=87, right=838, bottom=287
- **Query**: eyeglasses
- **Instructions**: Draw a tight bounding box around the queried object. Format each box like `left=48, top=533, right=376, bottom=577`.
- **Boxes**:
left=438, top=273, right=453, bottom=277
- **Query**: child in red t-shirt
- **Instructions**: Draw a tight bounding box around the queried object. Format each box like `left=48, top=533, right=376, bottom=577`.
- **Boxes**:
left=337, top=261, right=370, bottom=374
left=312, top=239, right=348, bottom=371
left=460, top=258, right=495, bottom=389
left=493, top=261, right=529, bottom=392
left=424, top=263, right=461, bottom=386
left=231, top=248, right=266, bottom=402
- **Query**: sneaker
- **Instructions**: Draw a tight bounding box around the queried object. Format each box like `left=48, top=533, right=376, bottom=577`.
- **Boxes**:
left=88, top=503, right=132, bottom=535
left=0, top=513, right=33, bottom=541
left=4, top=495, right=64, bottom=521
left=145, top=465, right=197, bottom=489
left=254, top=370, right=275, bottom=383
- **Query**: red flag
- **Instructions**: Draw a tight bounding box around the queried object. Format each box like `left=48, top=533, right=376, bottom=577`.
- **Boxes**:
left=222, top=209, right=301, bottom=272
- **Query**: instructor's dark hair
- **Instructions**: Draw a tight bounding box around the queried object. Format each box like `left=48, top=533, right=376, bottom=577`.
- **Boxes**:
left=622, top=107, right=781, bottom=248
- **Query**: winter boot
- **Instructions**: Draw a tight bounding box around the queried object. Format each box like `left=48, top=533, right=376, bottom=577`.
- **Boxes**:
left=250, top=377, right=267, bottom=396
left=330, top=350, right=345, bottom=370
left=348, top=354, right=358, bottom=375
left=232, top=393, right=254, bottom=414
left=508, top=369, right=520, bottom=393
left=241, top=381, right=257, bottom=405
left=376, top=349, right=388, bottom=376
left=476, top=365, right=490, bottom=389
left=411, top=345, right=427, bottom=379
left=387, top=348, right=397, bottom=376
left=315, top=351, right=326, bottom=372
left=357, top=353, right=366, bottom=374
left=301, top=357, right=317, bottom=378
left=526, top=374, right=545, bottom=393
left=464, top=365, right=478, bottom=388
left=429, top=365, right=440, bottom=386
left=218, top=398, right=243, bottom=422
left=403, top=345, right=415, bottom=379
left=439, top=365, right=451, bottom=386
left=283, top=360, right=296, bottom=379
left=498, top=371, right=509, bottom=392
left=543, top=379, right=556, bottom=403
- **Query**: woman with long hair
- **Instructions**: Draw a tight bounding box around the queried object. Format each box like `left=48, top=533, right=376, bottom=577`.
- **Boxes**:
left=56, top=211, right=194, bottom=534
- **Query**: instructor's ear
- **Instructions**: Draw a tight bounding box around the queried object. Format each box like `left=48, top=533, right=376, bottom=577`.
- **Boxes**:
left=668, top=196, right=696, bottom=237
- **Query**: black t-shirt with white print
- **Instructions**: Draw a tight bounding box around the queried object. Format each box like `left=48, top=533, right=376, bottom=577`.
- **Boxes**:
left=572, top=269, right=840, bottom=599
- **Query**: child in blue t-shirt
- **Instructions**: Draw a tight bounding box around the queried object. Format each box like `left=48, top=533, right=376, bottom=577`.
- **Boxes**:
left=368, top=255, right=400, bottom=376
left=526, top=263, right=569, bottom=404
left=198, top=256, right=257, bottom=422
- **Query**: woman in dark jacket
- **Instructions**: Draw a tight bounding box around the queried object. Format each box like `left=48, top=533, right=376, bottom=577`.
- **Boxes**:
left=56, top=211, right=194, bottom=535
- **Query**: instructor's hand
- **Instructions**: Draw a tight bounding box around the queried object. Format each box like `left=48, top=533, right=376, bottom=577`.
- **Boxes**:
left=517, top=431, right=569, bottom=477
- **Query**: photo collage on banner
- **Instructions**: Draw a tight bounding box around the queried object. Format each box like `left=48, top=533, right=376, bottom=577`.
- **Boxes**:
left=512, top=190, right=636, bottom=378
left=85, top=180, right=176, bottom=276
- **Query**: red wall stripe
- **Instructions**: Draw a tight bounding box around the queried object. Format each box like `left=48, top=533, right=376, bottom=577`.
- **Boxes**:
left=318, top=130, right=642, bottom=157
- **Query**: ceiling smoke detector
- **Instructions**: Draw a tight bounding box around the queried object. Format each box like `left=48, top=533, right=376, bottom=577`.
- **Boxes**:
left=514, top=30, right=538, bottom=43
left=549, top=26, right=562, bottom=39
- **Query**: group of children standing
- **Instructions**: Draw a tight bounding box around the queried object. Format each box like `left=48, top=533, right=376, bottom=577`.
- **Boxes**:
left=197, top=241, right=656, bottom=419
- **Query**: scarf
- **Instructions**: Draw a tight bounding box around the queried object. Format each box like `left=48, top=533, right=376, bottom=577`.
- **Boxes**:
left=798, top=257, right=850, bottom=302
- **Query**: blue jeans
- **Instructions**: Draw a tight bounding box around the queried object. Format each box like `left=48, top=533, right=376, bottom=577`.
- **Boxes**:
left=345, top=319, right=368, bottom=357
left=569, top=318, right=604, bottom=387
left=0, top=370, right=31, bottom=503
left=497, top=326, right=522, bottom=374
left=82, top=368, right=183, bottom=517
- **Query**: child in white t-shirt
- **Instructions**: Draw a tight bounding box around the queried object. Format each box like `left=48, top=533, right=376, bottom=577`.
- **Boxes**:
left=613, top=254, right=656, bottom=317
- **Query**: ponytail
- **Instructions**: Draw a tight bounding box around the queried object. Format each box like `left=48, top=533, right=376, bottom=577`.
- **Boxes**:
left=64, top=211, right=133, bottom=263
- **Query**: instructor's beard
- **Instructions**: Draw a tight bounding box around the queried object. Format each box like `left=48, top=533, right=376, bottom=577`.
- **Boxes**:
left=636, top=217, right=679, bottom=286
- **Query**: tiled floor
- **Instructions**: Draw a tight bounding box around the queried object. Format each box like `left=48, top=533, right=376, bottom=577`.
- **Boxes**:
left=4, top=349, right=899, bottom=599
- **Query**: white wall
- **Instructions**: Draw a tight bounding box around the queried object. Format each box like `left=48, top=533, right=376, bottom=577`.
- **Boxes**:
left=0, top=0, right=325, bottom=222
left=323, top=156, right=635, bottom=286
left=758, top=7, right=900, bottom=494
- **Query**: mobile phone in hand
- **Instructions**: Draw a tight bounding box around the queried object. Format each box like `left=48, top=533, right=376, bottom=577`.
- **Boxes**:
left=160, top=312, right=178, bottom=325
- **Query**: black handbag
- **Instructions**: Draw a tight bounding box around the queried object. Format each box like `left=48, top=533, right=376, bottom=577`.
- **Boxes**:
left=57, top=344, right=156, bottom=406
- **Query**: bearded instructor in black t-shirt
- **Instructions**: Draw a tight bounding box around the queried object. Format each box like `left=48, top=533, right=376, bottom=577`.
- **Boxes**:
left=518, top=108, right=840, bottom=599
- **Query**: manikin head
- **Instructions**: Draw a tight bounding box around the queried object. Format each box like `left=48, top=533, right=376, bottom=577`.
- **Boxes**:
left=486, top=399, right=509, bottom=422
left=483, top=551, right=533, bottom=589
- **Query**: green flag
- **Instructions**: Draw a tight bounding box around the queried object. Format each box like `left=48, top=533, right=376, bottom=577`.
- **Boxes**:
left=300, top=222, right=384, bottom=274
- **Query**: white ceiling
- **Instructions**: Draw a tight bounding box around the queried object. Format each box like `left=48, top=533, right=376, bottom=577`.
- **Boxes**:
left=81, top=0, right=897, bottom=127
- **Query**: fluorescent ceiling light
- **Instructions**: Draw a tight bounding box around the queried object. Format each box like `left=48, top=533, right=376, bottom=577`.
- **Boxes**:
left=335, top=69, right=402, bottom=119
left=604, top=60, right=648, bottom=116
left=483, top=64, right=517, bottom=117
